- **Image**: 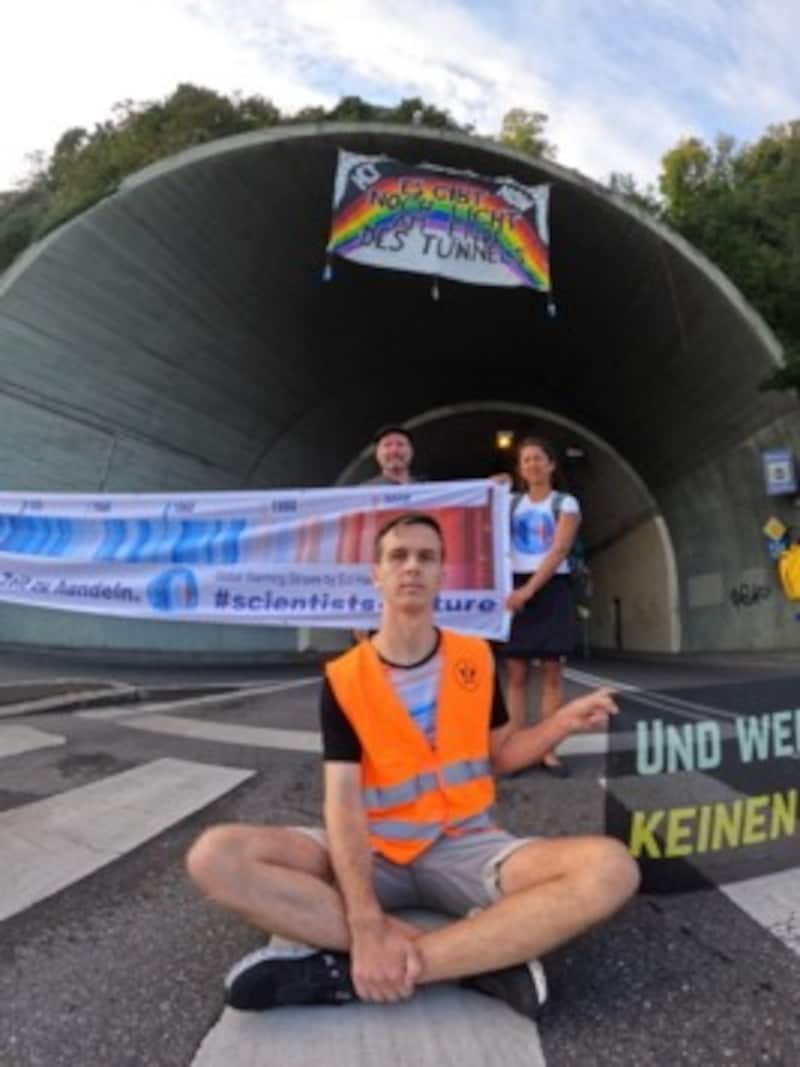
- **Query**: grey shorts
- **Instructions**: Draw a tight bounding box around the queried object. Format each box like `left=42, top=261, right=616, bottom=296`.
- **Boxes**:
left=296, top=827, right=533, bottom=917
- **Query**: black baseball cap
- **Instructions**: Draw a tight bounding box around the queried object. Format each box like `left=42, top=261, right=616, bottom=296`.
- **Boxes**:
left=373, top=424, right=414, bottom=446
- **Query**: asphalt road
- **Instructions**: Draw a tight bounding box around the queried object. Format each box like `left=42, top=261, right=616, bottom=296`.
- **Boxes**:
left=0, top=651, right=798, bottom=1067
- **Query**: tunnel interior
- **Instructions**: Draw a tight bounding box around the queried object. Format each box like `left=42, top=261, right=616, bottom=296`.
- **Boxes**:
left=0, top=123, right=796, bottom=656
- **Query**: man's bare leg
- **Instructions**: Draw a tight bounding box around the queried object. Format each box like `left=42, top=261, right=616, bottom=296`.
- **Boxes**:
left=187, top=826, right=638, bottom=1005
left=413, top=835, right=639, bottom=983
left=186, top=824, right=355, bottom=949
left=187, top=826, right=638, bottom=977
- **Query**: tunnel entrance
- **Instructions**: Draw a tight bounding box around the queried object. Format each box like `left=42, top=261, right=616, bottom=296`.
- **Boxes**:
left=340, top=402, right=681, bottom=654
left=0, top=122, right=796, bottom=656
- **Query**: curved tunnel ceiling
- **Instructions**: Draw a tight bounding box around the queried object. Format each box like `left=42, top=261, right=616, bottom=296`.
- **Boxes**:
left=0, top=122, right=791, bottom=519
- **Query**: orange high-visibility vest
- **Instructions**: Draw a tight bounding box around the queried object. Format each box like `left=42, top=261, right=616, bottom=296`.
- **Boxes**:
left=325, top=629, right=497, bottom=865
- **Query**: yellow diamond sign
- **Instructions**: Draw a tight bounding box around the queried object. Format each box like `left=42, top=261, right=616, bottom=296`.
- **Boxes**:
left=763, top=516, right=787, bottom=541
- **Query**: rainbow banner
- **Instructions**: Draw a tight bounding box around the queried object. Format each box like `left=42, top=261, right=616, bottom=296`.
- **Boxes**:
left=326, top=150, right=550, bottom=292
left=0, top=481, right=511, bottom=636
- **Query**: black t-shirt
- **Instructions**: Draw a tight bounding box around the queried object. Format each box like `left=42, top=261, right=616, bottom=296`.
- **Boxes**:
left=361, top=473, right=421, bottom=485
left=320, top=643, right=509, bottom=762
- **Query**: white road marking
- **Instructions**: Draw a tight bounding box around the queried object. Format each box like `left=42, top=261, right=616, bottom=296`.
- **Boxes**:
left=0, top=724, right=65, bottom=759
left=191, top=984, right=546, bottom=1067
left=77, top=676, right=320, bottom=721
left=721, top=868, right=800, bottom=956
left=121, top=714, right=322, bottom=753
left=0, top=685, right=139, bottom=719
left=557, top=731, right=611, bottom=756
left=0, top=757, right=253, bottom=922
left=565, top=666, right=740, bottom=722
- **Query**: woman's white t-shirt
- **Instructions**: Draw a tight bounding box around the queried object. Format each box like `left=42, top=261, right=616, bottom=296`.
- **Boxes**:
left=510, top=491, right=580, bottom=575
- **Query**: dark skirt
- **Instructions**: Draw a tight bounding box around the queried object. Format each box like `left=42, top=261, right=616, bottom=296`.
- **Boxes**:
left=495, top=573, right=577, bottom=660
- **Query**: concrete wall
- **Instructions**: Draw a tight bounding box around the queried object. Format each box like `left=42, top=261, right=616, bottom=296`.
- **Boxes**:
left=660, top=409, right=800, bottom=652
left=0, top=602, right=297, bottom=659
left=589, top=517, right=680, bottom=653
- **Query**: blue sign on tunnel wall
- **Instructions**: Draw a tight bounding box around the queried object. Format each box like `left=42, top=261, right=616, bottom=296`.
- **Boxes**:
left=763, top=448, right=798, bottom=495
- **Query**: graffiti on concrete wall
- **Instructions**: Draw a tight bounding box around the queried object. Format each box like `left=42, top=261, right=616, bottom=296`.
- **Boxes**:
left=729, top=582, right=772, bottom=609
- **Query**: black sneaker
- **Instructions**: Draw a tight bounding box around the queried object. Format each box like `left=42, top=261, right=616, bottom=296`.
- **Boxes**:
left=224, top=943, right=357, bottom=1011
left=461, top=958, right=548, bottom=1021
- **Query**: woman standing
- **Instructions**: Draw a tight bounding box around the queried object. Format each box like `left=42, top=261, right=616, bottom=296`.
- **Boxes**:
left=497, top=437, right=581, bottom=776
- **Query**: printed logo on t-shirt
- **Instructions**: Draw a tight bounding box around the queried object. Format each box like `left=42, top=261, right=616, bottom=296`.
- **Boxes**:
left=512, top=509, right=555, bottom=555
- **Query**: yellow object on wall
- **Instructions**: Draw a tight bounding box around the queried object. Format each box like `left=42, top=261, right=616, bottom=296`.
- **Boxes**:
left=778, top=545, right=800, bottom=600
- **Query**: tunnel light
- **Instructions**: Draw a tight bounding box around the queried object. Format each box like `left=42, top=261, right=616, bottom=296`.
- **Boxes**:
left=496, top=429, right=514, bottom=450
left=565, top=446, right=585, bottom=459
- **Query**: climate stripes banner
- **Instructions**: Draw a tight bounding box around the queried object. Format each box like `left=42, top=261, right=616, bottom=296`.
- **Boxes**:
left=326, top=150, right=550, bottom=292
left=0, top=481, right=511, bottom=636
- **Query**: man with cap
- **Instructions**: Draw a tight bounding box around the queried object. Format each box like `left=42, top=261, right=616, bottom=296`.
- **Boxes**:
left=363, top=425, right=418, bottom=486
left=353, top=423, right=420, bottom=642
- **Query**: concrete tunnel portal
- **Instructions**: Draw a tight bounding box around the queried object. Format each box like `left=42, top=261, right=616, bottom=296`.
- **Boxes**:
left=0, top=122, right=797, bottom=658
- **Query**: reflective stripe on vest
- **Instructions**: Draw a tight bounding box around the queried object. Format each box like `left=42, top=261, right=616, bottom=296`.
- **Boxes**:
left=368, top=806, right=495, bottom=841
left=367, top=818, right=442, bottom=841
left=442, top=757, right=491, bottom=787
left=363, top=771, right=438, bottom=810
left=362, top=757, right=491, bottom=811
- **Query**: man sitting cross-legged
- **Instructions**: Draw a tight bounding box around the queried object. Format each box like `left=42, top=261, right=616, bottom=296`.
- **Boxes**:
left=186, top=512, right=640, bottom=1020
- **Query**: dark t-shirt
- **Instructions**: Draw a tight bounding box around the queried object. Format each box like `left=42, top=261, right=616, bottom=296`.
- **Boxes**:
left=321, top=642, right=509, bottom=762
left=361, top=473, right=421, bottom=485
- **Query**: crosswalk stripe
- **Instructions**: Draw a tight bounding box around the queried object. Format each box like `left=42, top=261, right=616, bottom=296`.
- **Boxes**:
left=721, top=869, right=800, bottom=957
left=0, top=685, right=139, bottom=720
left=0, top=757, right=253, bottom=922
left=114, top=716, right=619, bottom=759
left=565, top=666, right=740, bottom=722
left=557, top=731, right=610, bottom=756
left=191, top=912, right=547, bottom=1066
left=191, top=984, right=546, bottom=1067
left=120, top=714, right=322, bottom=753
left=77, top=676, right=320, bottom=721
left=0, top=724, right=65, bottom=759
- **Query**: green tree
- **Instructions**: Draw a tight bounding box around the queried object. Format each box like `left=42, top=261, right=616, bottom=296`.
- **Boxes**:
left=659, top=123, right=800, bottom=391
left=321, top=94, right=461, bottom=130
left=32, top=84, right=283, bottom=236
left=286, top=105, right=328, bottom=124
left=386, top=97, right=462, bottom=131
left=0, top=87, right=473, bottom=271
left=607, top=171, right=661, bottom=216
left=498, top=108, right=556, bottom=160
left=323, top=95, right=380, bottom=123
left=0, top=185, right=50, bottom=273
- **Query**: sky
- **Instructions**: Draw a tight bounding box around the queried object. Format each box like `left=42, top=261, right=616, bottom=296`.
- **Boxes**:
left=2, top=0, right=798, bottom=191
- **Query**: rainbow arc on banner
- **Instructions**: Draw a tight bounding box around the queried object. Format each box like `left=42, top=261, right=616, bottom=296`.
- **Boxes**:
left=326, top=156, right=551, bottom=293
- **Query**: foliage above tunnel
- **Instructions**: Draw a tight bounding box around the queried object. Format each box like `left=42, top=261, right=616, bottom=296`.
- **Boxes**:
left=0, top=85, right=472, bottom=257
left=1, top=84, right=798, bottom=392
left=658, top=123, right=800, bottom=392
